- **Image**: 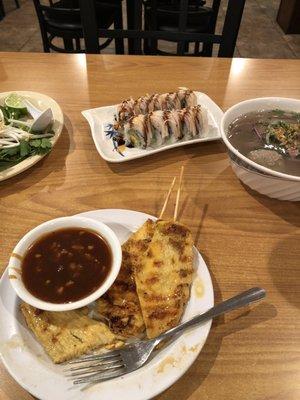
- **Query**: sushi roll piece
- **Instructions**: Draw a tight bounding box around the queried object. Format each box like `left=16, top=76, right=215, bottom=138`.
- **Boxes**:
left=165, top=109, right=183, bottom=144
left=177, top=87, right=197, bottom=108
left=148, top=111, right=170, bottom=147
left=123, top=114, right=151, bottom=149
left=179, top=105, right=208, bottom=140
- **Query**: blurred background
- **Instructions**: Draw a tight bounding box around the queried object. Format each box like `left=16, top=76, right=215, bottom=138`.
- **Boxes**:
left=0, top=0, right=299, bottom=58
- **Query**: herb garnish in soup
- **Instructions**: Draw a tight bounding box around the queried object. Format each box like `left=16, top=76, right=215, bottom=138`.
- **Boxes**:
left=21, top=228, right=112, bottom=303
left=227, top=109, right=300, bottom=176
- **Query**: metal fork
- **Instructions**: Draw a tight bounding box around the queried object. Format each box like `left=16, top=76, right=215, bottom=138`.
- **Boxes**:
left=66, top=287, right=266, bottom=387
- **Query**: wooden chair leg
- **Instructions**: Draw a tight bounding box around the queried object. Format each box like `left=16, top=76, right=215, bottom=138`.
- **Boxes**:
left=75, top=37, right=81, bottom=52
left=202, top=42, right=213, bottom=56
left=43, top=40, right=50, bottom=52
left=149, top=38, right=158, bottom=55
left=114, top=1, right=124, bottom=54
left=0, top=0, right=5, bottom=20
left=177, top=41, right=185, bottom=56
left=126, top=0, right=134, bottom=53
left=194, top=41, right=200, bottom=55
left=63, top=38, right=74, bottom=52
left=41, top=31, right=51, bottom=53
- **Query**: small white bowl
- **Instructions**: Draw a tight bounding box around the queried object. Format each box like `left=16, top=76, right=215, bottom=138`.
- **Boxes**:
left=8, top=216, right=122, bottom=311
left=221, top=97, right=300, bottom=201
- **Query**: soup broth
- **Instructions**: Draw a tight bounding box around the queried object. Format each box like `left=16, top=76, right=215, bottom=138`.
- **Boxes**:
left=227, top=109, right=300, bottom=177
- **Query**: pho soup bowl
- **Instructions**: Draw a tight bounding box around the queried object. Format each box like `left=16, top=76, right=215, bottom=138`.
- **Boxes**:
left=8, top=216, right=122, bottom=311
left=221, top=97, right=300, bottom=201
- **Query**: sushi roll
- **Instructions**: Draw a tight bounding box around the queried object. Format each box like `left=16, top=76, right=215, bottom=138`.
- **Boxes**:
left=116, top=88, right=197, bottom=123
left=120, top=105, right=208, bottom=150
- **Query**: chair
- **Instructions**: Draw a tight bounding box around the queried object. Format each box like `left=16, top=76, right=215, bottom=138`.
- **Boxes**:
left=80, top=0, right=246, bottom=58
left=143, top=0, right=221, bottom=56
left=32, top=0, right=124, bottom=53
left=0, top=0, right=20, bottom=21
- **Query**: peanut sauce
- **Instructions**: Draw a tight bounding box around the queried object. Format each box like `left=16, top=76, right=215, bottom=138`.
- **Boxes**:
left=21, top=228, right=112, bottom=303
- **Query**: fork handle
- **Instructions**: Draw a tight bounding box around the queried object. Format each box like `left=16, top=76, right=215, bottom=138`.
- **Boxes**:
left=155, top=287, right=266, bottom=344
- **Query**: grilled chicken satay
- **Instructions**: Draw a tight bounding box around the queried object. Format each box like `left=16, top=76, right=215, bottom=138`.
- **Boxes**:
left=96, top=219, right=155, bottom=338
left=134, top=220, right=194, bottom=339
left=21, top=303, right=122, bottom=363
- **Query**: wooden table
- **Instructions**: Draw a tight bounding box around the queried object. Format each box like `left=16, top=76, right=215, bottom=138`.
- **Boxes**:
left=0, top=53, right=299, bottom=400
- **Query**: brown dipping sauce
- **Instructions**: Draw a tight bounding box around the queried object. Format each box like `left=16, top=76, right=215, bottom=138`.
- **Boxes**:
left=21, top=228, right=112, bottom=303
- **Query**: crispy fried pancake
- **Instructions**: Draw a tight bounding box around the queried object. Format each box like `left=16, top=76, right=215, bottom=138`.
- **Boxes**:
left=96, top=219, right=155, bottom=337
left=21, top=303, right=121, bottom=363
left=135, top=220, right=194, bottom=339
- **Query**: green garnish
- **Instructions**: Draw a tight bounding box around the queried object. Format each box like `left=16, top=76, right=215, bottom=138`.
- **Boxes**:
left=0, top=139, right=53, bottom=171
left=272, top=109, right=285, bottom=116
left=0, top=93, right=54, bottom=172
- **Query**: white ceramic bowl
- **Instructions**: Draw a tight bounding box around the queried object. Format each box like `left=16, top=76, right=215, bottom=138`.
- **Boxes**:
left=8, top=216, right=122, bottom=311
left=221, top=97, right=300, bottom=201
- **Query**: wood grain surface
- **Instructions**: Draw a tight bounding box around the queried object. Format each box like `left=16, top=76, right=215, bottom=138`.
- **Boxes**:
left=0, top=53, right=299, bottom=400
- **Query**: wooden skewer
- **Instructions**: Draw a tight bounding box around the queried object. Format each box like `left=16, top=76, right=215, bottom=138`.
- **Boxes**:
left=158, top=177, right=176, bottom=220
left=174, top=166, right=184, bottom=222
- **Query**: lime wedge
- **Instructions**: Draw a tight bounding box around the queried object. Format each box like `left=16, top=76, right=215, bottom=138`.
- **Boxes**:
left=4, top=93, right=28, bottom=116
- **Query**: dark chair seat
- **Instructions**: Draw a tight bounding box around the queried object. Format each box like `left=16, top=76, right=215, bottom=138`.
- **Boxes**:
left=158, top=13, right=212, bottom=34
left=44, top=0, right=115, bottom=32
left=146, top=5, right=212, bottom=35
left=45, top=17, right=82, bottom=32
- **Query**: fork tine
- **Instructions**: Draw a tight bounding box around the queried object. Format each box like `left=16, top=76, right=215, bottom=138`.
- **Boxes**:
left=66, top=357, right=122, bottom=372
left=66, top=361, right=124, bottom=378
left=67, top=350, right=121, bottom=365
left=80, top=369, right=128, bottom=391
left=73, top=365, right=125, bottom=385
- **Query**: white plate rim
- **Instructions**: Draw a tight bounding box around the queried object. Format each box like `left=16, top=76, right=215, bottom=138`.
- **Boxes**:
left=0, top=209, right=214, bottom=400
left=82, top=92, right=223, bottom=163
left=0, top=91, right=64, bottom=182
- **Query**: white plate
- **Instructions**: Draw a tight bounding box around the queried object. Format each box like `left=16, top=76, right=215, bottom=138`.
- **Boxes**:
left=0, top=91, right=64, bottom=182
left=82, top=92, right=223, bottom=163
left=0, top=209, right=214, bottom=400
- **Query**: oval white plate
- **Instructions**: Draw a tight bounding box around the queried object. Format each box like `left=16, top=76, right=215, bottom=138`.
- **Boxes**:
left=0, top=209, right=214, bottom=400
left=0, top=91, right=64, bottom=182
left=82, top=92, right=223, bottom=163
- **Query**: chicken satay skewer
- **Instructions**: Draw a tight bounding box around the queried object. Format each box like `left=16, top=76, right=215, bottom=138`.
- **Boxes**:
left=158, top=176, right=177, bottom=220
left=174, top=165, right=185, bottom=222
left=135, top=164, right=193, bottom=339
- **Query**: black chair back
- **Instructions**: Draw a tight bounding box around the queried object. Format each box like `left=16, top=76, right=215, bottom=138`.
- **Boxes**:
left=145, top=0, right=221, bottom=55
left=33, top=0, right=124, bottom=54
left=79, top=0, right=246, bottom=57
left=33, top=0, right=82, bottom=52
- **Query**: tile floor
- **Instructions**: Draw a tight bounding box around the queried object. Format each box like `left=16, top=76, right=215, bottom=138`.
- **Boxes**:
left=0, top=0, right=299, bottom=58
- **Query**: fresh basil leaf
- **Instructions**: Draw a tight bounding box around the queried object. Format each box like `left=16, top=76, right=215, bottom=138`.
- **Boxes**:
left=41, top=138, right=52, bottom=149
left=0, top=146, right=19, bottom=158
left=33, top=146, right=51, bottom=155
left=19, top=140, right=30, bottom=157
left=29, top=139, right=41, bottom=147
